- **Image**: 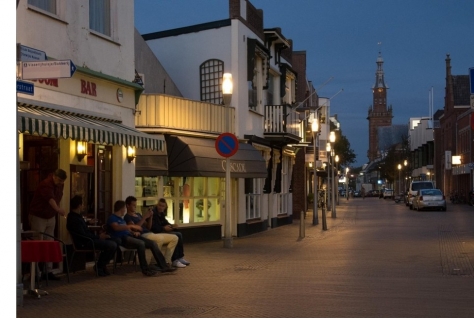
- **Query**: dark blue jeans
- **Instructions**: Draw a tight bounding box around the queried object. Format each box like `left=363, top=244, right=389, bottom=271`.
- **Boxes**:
left=84, top=238, right=117, bottom=269
left=169, top=231, right=185, bottom=261
left=120, top=235, right=168, bottom=270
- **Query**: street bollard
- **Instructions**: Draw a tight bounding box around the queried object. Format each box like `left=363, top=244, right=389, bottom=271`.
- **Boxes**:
left=299, top=210, right=305, bottom=238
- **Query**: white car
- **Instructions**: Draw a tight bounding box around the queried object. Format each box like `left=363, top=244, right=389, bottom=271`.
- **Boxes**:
left=383, top=189, right=394, bottom=199
left=413, top=189, right=447, bottom=211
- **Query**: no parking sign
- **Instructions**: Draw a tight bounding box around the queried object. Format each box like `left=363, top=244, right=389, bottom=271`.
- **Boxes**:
left=215, top=133, right=239, bottom=158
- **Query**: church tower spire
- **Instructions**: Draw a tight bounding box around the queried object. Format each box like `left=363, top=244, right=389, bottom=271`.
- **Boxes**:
left=367, top=49, right=393, bottom=162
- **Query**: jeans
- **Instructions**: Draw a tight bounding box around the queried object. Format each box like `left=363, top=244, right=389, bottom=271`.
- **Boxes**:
left=84, top=239, right=117, bottom=269
left=120, top=235, right=168, bottom=271
left=169, top=231, right=185, bottom=261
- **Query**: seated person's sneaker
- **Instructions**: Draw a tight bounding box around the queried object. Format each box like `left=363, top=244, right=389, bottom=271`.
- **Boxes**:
left=93, top=266, right=107, bottom=277
left=172, top=260, right=186, bottom=268
left=142, top=269, right=158, bottom=276
left=102, top=267, right=111, bottom=276
left=178, top=258, right=190, bottom=265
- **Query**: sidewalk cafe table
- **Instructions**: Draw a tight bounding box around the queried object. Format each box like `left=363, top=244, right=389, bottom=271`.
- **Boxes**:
left=21, top=240, right=62, bottom=298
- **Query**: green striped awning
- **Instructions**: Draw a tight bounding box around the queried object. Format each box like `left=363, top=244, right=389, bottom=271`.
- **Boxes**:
left=17, top=102, right=165, bottom=151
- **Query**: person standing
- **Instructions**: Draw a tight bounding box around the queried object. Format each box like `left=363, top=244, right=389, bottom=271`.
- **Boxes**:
left=150, top=198, right=190, bottom=268
left=67, top=195, right=117, bottom=277
left=28, top=168, right=67, bottom=281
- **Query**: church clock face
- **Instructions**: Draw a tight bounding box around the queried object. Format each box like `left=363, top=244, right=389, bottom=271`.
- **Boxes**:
left=378, top=88, right=383, bottom=92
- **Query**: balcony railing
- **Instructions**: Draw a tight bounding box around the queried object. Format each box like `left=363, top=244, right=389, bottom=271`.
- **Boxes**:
left=135, top=94, right=235, bottom=134
left=263, top=104, right=301, bottom=144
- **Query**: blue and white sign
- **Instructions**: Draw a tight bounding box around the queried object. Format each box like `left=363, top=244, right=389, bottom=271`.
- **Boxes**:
left=18, top=44, right=47, bottom=62
left=16, top=80, right=34, bottom=95
left=21, top=60, right=76, bottom=80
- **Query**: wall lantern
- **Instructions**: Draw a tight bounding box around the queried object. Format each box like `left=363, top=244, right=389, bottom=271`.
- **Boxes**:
left=127, top=146, right=136, bottom=163
left=452, top=155, right=461, bottom=165
left=76, top=141, right=87, bottom=162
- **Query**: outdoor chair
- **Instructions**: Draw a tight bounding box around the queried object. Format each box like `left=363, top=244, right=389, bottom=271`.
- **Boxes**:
left=67, top=231, right=101, bottom=277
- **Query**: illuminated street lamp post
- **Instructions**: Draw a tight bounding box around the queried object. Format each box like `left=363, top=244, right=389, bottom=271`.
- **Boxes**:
left=398, top=163, right=402, bottom=197
left=335, top=155, right=339, bottom=205
left=329, top=131, right=336, bottom=218
left=312, top=119, right=319, bottom=226
left=222, top=73, right=233, bottom=248
left=326, top=142, right=331, bottom=212
left=345, top=167, right=350, bottom=200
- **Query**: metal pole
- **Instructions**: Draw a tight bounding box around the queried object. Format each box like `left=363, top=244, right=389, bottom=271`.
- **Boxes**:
left=322, top=188, right=327, bottom=230
left=312, top=132, right=319, bottom=225
left=331, top=150, right=336, bottom=218
left=222, top=74, right=233, bottom=248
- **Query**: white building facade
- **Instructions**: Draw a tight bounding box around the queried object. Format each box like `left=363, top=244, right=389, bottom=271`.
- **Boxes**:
left=16, top=0, right=164, bottom=299
left=139, top=0, right=301, bottom=237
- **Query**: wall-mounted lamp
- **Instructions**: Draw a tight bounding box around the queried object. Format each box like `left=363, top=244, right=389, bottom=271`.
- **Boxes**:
left=127, top=146, right=136, bottom=163
left=76, top=141, right=87, bottom=162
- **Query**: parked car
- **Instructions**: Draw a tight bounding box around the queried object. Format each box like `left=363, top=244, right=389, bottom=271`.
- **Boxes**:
left=367, top=189, right=380, bottom=197
left=408, top=181, right=435, bottom=209
left=383, top=189, right=394, bottom=199
left=353, top=190, right=361, bottom=197
left=413, top=189, right=446, bottom=211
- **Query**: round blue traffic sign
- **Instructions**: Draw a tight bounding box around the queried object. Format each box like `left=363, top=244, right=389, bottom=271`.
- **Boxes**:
left=215, top=133, right=239, bottom=158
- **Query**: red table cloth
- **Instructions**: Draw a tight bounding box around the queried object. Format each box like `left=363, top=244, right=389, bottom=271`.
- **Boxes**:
left=21, top=240, right=62, bottom=263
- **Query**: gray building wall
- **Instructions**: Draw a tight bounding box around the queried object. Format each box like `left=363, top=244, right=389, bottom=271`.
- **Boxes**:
left=134, top=28, right=182, bottom=96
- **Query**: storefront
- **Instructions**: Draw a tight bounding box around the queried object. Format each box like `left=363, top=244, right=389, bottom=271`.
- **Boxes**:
left=134, top=135, right=268, bottom=242
left=17, top=94, right=166, bottom=241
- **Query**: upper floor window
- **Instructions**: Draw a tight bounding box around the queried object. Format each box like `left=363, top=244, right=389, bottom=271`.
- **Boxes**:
left=200, top=59, right=224, bottom=105
left=28, top=0, right=56, bottom=14
left=267, top=73, right=274, bottom=105
left=90, top=0, right=111, bottom=36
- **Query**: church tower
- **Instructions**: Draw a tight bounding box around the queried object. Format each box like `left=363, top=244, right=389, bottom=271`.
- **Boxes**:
left=367, top=51, right=393, bottom=161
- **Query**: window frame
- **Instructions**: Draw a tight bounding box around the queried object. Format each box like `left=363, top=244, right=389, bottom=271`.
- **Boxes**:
left=200, top=59, right=224, bottom=105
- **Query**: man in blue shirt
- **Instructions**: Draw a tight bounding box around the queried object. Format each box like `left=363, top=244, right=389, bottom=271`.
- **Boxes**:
left=107, top=200, right=176, bottom=276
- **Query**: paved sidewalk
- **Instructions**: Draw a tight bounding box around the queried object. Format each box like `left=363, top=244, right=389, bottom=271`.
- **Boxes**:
left=16, top=198, right=474, bottom=317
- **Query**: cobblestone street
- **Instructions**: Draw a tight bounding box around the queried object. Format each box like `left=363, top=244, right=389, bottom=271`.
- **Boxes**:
left=16, top=198, right=474, bottom=317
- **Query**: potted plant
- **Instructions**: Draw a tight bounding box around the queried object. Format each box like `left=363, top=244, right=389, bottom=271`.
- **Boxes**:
left=196, top=199, right=212, bottom=218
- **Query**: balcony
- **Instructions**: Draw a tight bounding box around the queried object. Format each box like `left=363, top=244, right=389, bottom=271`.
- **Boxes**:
left=135, top=94, right=235, bottom=135
left=264, top=104, right=301, bottom=145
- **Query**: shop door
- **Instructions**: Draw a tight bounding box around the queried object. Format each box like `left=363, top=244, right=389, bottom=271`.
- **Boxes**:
left=96, top=146, right=112, bottom=225
left=21, top=136, right=59, bottom=232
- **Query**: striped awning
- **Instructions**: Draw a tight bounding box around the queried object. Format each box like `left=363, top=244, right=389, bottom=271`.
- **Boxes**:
left=17, top=102, right=165, bottom=151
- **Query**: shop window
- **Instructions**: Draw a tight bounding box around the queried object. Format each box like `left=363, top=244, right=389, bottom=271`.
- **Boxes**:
left=89, top=0, right=111, bottom=36
left=200, top=59, right=224, bottom=105
left=28, top=0, right=57, bottom=14
left=245, top=178, right=262, bottom=220
left=136, top=176, right=223, bottom=226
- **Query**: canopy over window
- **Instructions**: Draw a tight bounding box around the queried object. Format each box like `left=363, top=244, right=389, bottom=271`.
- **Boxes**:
left=166, top=135, right=267, bottom=178
left=17, top=98, right=164, bottom=151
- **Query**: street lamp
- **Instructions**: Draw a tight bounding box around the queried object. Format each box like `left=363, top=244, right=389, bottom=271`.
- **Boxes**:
left=397, top=164, right=402, bottom=196
left=312, top=118, right=319, bottom=226
left=345, top=167, right=350, bottom=200
left=222, top=73, right=233, bottom=248
left=335, top=155, right=339, bottom=205
left=326, top=142, right=331, bottom=212
left=404, top=159, right=408, bottom=194
left=329, top=131, right=336, bottom=218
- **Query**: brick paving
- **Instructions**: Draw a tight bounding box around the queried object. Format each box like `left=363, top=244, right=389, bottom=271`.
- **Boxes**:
left=16, top=198, right=474, bottom=317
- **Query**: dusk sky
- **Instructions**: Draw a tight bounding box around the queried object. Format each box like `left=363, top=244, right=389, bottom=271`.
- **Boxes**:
left=135, top=0, right=474, bottom=167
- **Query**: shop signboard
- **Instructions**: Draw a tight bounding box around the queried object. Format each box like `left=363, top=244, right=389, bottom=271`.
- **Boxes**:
left=21, top=60, right=76, bottom=80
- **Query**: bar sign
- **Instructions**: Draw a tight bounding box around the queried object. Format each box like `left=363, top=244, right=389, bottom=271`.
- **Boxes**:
left=17, top=80, right=34, bottom=95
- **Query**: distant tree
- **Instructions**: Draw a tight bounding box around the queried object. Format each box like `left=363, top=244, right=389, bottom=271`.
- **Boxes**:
left=333, top=132, right=356, bottom=168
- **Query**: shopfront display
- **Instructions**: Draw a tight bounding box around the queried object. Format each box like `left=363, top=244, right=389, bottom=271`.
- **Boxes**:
left=134, top=176, right=224, bottom=225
